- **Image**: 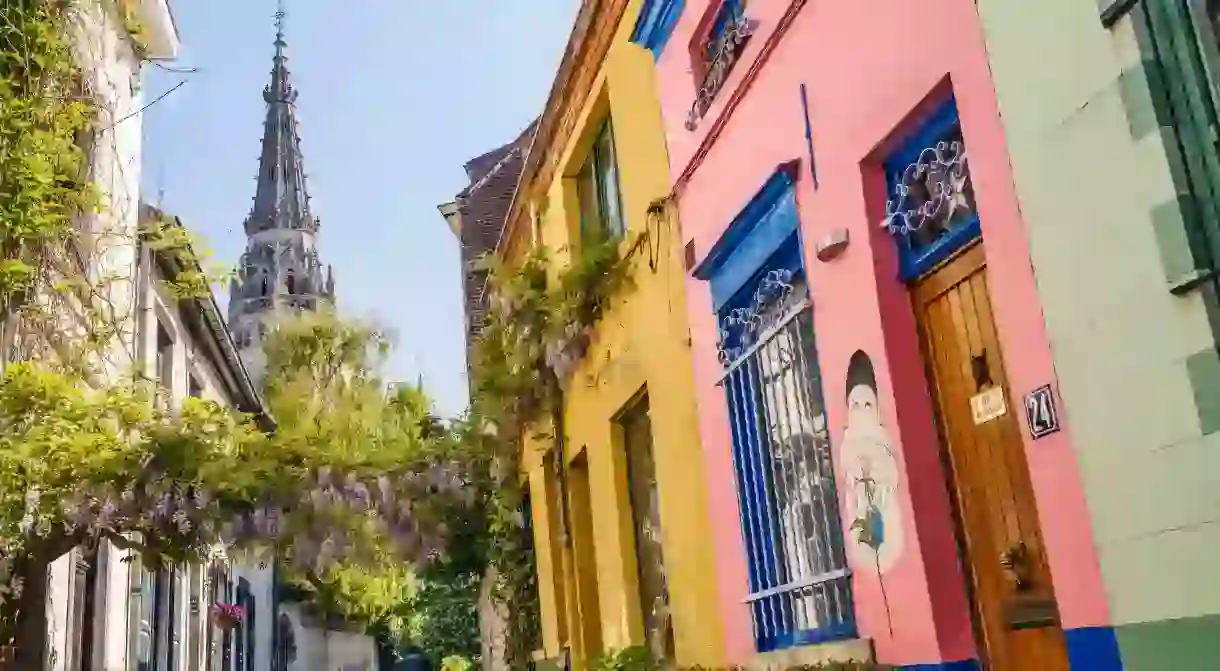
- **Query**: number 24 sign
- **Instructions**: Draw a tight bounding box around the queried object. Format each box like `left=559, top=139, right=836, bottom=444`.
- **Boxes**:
left=1024, top=384, right=1060, bottom=440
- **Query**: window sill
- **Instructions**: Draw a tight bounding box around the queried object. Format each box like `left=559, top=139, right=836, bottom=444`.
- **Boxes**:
left=1168, top=267, right=1219, bottom=295
left=1100, top=0, right=1139, bottom=28
left=755, top=636, right=875, bottom=669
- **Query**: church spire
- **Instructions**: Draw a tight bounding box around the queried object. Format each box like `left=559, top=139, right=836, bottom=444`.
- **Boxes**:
left=246, top=0, right=316, bottom=236
left=229, top=0, right=334, bottom=386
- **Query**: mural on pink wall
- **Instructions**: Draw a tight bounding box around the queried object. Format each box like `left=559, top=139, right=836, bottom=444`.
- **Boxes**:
left=840, top=351, right=903, bottom=630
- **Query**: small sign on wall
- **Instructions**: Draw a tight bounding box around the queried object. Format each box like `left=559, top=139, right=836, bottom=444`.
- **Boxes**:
left=1024, top=384, right=1061, bottom=439
left=970, top=386, right=1007, bottom=425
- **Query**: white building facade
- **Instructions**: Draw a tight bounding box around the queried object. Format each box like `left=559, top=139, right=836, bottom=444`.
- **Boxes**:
left=64, top=203, right=284, bottom=671
left=61, top=205, right=281, bottom=671
left=42, top=0, right=182, bottom=668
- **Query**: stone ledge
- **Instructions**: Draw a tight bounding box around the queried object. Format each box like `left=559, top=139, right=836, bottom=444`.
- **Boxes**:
left=750, top=637, right=875, bottom=670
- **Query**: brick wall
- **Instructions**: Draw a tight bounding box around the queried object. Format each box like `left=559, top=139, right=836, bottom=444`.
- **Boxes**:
left=454, top=125, right=534, bottom=377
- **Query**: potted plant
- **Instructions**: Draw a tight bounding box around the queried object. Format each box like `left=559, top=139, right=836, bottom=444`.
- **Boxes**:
left=210, top=602, right=244, bottom=631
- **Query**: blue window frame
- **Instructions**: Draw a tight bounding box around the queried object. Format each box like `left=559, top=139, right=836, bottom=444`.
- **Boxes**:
left=631, top=0, right=686, bottom=57
left=695, top=166, right=855, bottom=653
left=882, top=97, right=980, bottom=281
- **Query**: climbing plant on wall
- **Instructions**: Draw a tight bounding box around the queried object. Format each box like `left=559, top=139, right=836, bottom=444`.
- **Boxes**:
left=0, top=0, right=97, bottom=321
left=461, top=231, right=639, bottom=666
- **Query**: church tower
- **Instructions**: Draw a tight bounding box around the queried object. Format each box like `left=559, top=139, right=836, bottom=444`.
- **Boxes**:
left=229, top=5, right=334, bottom=385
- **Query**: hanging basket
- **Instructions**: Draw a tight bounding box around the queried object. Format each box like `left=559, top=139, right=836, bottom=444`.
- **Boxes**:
left=212, top=612, right=238, bottom=631
left=210, top=603, right=244, bottom=631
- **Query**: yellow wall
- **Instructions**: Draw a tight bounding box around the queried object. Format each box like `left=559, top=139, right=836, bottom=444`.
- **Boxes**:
left=515, top=1, right=725, bottom=667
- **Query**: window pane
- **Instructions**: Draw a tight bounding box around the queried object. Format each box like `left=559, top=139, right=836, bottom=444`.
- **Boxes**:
left=577, top=160, right=602, bottom=240
left=156, top=325, right=173, bottom=389
left=621, top=397, right=672, bottom=660
left=135, top=567, right=155, bottom=671
left=594, top=122, right=624, bottom=238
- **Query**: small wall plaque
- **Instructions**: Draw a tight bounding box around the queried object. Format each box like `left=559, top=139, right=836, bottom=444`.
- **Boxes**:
left=970, top=386, right=1007, bottom=425
left=1024, top=384, right=1060, bottom=439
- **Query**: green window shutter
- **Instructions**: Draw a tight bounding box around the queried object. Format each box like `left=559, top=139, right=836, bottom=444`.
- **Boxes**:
left=1136, top=0, right=1220, bottom=283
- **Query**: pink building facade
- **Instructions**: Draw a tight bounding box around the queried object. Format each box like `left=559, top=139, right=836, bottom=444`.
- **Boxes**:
left=635, top=0, right=1119, bottom=668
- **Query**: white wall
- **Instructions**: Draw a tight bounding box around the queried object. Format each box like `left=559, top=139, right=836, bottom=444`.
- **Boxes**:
left=279, top=604, right=378, bottom=671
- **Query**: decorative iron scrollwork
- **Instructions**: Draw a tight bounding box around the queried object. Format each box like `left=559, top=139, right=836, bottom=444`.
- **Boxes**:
left=686, top=15, right=754, bottom=131
left=881, top=139, right=971, bottom=237
left=716, top=268, right=800, bottom=366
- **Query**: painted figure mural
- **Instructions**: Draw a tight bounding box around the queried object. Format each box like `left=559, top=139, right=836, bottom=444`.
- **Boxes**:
left=840, top=351, right=903, bottom=574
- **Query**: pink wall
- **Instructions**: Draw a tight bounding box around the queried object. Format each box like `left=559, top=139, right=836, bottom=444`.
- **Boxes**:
left=655, top=0, right=1111, bottom=666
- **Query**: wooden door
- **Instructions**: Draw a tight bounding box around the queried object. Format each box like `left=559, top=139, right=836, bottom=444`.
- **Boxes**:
left=913, top=243, right=1069, bottom=671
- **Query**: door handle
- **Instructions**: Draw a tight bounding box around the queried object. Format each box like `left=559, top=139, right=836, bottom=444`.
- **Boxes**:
left=999, top=541, right=1032, bottom=591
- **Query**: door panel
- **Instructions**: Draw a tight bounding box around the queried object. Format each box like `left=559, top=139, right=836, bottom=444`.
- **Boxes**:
left=913, top=243, right=1068, bottom=671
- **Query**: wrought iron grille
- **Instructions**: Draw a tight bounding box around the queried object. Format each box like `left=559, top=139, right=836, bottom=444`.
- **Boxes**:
left=880, top=99, right=980, bottom=280
left=685, top=6, right=753, bottom=131
left=717, top=273, right=855, bottom=652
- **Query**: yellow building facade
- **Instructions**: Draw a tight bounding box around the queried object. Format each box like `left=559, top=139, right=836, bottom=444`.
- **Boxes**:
left=496, top=1, right=725, bottom=668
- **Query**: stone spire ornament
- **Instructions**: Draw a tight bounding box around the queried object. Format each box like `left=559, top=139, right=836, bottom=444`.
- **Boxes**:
left=228, top=0, right=334, bottom=386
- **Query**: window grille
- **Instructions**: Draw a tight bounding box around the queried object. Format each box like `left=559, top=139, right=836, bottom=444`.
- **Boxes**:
left=716, top=247, right=854, bottom=652
left=881, top=98, right=979, bottom=281
left=706, top=0, right=743, bottom=60
left=686, top=0, right=753, bottom=130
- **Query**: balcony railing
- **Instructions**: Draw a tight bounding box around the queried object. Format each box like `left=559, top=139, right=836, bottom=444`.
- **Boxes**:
left=685, top=13, right=754, bottom=131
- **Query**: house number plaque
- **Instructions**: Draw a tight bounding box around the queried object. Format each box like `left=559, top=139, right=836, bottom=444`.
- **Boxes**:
left=970, top=386, right=1007, bottom=425
left=1023, top=384, right=1060, bottom=440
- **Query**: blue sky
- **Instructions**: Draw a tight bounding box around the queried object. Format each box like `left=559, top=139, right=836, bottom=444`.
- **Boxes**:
left=143, top=2, right=579, bottom=416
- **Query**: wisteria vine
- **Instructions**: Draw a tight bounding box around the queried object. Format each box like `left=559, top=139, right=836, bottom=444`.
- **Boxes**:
left=467, top=232, right=636, bottom=665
